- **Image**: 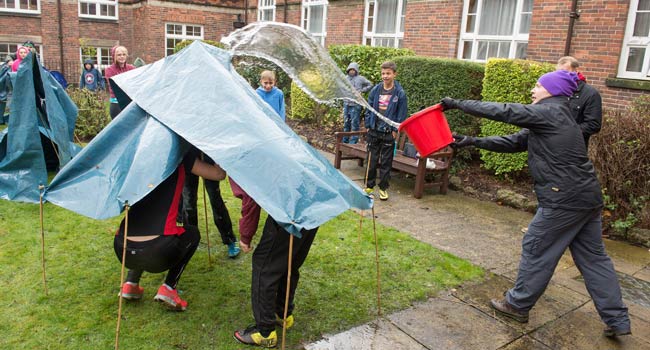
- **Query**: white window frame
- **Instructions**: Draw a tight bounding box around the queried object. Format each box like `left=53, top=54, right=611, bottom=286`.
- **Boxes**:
left=78, top=0, right=118, bottom=20
left=301, top=0, right=328, bottom=46
left=363, top=0, right=406, bottom=48
left=258, top=0, right=276, bottom=22
left=1, top=42, right=44, bottom=62
left=164, top=23, right=204, bottom=56
left=79, top=46, right=112, bottom=71
left=618, top=0, right=650, bottom=80
left=0, top=0, right=40, bottom=14
left=458, top=0, right=531, bottom=62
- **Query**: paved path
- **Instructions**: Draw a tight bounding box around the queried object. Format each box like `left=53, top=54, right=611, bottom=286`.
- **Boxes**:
left=305, top=152, right=650, bottom=350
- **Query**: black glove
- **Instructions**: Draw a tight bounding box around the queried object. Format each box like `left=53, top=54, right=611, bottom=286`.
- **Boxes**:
left=451, top=134, right=475, bottom=148
left=440, top=97, right=459, bottom=111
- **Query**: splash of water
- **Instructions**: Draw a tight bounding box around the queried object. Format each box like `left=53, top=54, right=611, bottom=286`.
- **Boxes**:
left=221, top=22, right=400, bottom=129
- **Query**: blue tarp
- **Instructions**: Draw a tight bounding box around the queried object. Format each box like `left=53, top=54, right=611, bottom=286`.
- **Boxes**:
left=45, top=41, right=372, bottom=235
left=0, top=53, right=79, bottom=203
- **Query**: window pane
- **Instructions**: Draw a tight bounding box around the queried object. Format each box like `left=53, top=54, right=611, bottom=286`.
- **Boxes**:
left=108, top=5, right=115, bottom=17
left=626, top=47, right=646, bottom=72
left=376, top=0, right=398, bottom=34
left=477, top=41, right=487, bottom=60
left=639, top=0, right=650, bottom=11
left=167, top=38, right=176, bottom=51
left=166, top=24, right=174, bottom=34
left=100, top=4, right=108, bottom=16
left=522, top=0, right=533, bottom=12
left=497, top=41, right=510, bottom=57
left=487, top=41, right=499, bottom=58
left=20, top=0, right=27, bottom=10
left=462, top=41, right=473, bottom=59
left=633, top=13, right=650, bottom=37
left=308, top=5, right=324, bottom=33
left=515, top=42, right=527, bottom=58
left=367, top=3, right=374, bottom=31
left=519, top=13, right=531, bottom=34
left=479, top=0, right=516, bottom=36
left=6, top=0, right=16, bottom=8
left=466, top=14, right=476, bottom=32
left=89, top=3, right=96, bottom=15
left=29, top=0, right=37, bottom=8
left=397, top=39, right=402, bottom=48
left=468, top=0, right=477, bottom=13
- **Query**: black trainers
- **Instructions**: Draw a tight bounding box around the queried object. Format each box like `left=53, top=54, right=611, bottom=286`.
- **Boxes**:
left=490, top=298, right=529, bottom=323
left=234, top=325, right=277, bottom=348
left=603, top=326, right=631, bottom=337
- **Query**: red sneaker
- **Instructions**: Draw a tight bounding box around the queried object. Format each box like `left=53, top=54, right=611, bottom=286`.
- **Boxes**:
left=153, top=285, right=187, bottom=311
left=118, top=283, right=144, bottom=300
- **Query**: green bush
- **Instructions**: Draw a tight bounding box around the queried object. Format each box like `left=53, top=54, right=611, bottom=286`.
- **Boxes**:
left=591, top=96, right=650, bottom=234
left=479, top=59, right=553, bottom=175
left=393, top=56, right=484, bottom=159
left=174, top=39, right=225, bottom=52
left=290, top=82, right=340, bottom=126
left=328, top=44, right=415, bottom=84
left=67, top=87, right=110, bottom=141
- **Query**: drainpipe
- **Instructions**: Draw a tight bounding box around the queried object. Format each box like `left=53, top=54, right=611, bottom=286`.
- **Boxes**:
left=284, top=0, right=288, bottom=23
left=57, top=0, right=65, bottom=76
left=564, top=0, right=580, bottom=56
left=244, top=0, right=248, bottom=24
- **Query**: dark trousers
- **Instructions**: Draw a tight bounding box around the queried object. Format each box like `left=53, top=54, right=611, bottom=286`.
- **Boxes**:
left=366, top=130, right=395, bottom=190
left=179, top=172, right=236, bottom=245
left=113, top=225, right=200, bottom=289
left=251, top=217, right=318, bottom=331
left=507, top=207, right=630, bottom=330
left=109, top=102, right=121, bottom=120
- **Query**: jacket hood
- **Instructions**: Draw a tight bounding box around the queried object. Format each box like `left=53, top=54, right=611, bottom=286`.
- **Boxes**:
left=83, top=59, right=94, bottom=69
left=346, top=62, right=360, bottom=74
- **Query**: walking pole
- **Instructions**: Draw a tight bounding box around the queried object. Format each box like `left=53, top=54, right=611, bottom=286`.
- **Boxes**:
left=38, top=185, right=48, bottom=296
left=281, top=234, right=295, bottom=350
left=202, top=178, right=212, bottom=265
left=115, top=202, right=129, bottom=350
left=371, top=206, right=382, bottom=316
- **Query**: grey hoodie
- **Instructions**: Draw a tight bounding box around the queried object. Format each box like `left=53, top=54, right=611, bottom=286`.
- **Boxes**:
left=345, top=62, right=372, bottom=106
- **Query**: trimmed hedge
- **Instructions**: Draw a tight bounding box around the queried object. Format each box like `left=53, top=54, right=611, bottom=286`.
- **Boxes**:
left=68, top=87, right=110, bottom=141
left=392, top=56, right=484, bottom=140
left=479, top=59, right=553, bottom=175
left=290, top=45, right=415, bottom=125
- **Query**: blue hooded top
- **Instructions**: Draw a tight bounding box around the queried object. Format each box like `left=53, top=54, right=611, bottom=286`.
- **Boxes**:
left=79, top=59, right=105, bottom=91
left=256, top=86, right=285, bottom=121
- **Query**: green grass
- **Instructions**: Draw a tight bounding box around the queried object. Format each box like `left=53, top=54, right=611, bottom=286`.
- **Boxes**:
left=1, top=180, right=483, bottom=349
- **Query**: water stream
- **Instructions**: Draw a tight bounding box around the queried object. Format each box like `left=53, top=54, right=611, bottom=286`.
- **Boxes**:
left=221, top=22, right=400, bottom=129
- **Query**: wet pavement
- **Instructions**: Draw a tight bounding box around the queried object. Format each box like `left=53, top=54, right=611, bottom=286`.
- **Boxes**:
left=305, top=152, right=650, bottom=349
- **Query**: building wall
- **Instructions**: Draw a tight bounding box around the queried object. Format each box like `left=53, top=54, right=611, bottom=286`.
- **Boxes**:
left=402, top=0, right=462, bottom=58
left=324, top=0, right=365, bottom=46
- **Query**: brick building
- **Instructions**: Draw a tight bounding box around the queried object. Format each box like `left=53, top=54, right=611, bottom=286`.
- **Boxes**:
left=1, top=0, right=648, bottom=109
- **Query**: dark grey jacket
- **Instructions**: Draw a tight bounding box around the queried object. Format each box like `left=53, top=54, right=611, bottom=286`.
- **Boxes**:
left=568, top=80, right=602, bottom=148
left=457, top=96, right=603, bottom=210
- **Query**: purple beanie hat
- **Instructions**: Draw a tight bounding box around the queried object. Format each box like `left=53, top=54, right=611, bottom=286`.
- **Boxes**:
left=538, top=70, right=578, bottom=97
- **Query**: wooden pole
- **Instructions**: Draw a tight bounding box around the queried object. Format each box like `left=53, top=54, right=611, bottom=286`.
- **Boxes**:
left=115, top=203, right=129, bottom=350
left=371, top=206, right=381, bottom=316
left=281, top=234, right=294, bottom=350
left=39, top=185, right=48, bottom=295
left=202, top=178, right=212, bottom=265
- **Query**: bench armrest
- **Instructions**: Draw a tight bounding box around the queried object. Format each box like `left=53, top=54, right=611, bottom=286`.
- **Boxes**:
left=334, top=130, right=368, bottom=143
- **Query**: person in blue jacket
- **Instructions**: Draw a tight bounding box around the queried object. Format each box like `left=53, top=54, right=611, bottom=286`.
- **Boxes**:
left=256, top=70, right=285, bottom=121
left=444, top=70, right=631, bottom=338
left=364, top=61, right=408, bottom=201
left=79, top=59, right=105, bottom=91
left=342, top=62, right=372, bottom=144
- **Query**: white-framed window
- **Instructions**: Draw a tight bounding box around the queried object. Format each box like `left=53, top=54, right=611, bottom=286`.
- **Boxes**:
left=165, top=23, right=204, bottom=56
left=618, top=0, right=650, bottom=80
left=258, top=0, right=275, bottom=21
left=458, top=0, right=531, bottom=62
left=301, top=0, right=328, bottom=46
left=80, top=46, right=112, bottom=71
left=0, top=0, right=39, bottom=14
left=1, top=42, right=44, bottom=61
left=363, top=0, right=406, bottom=48
left=78, top=0, right=118, bottom=20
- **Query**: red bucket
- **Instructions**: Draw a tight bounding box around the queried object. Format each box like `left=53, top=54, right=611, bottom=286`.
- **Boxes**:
left=398, top=104, right=453, bottom=157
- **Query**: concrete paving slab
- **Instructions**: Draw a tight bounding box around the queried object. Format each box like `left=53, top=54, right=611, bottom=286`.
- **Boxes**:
left=634, top=266, right=650, bottom=283
left=531, top=302, right=650, bottom=349
left=388, top=297, right=520, bottom=350
left=497, top=335, right=552, bottom=350
left=303, top=318, right=426, bottom=350
left=452, top=275, right=589, bottom=332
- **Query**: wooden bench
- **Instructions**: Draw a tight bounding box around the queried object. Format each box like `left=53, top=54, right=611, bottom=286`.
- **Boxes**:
left=333, top=130, right=453, bottom=198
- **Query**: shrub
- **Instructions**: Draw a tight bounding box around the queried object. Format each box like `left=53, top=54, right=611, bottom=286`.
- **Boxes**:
left=67, top=87, right=110, bottom=141
left=393, top=56, right=484, bottom=162
left=328, top=45, right=415, bottom=84
left=591, top=96, right=650, bottom=233
left=479, top=59, right=553, bottom=176
left=290, top=82, right=340, bottom=127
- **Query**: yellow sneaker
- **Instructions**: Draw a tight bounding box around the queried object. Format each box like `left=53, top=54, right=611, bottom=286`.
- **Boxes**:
left=364, top=187, right=374, bottom=198
left=234, top=326, right=277, bottom=348
left=276, top=314, right=294, bottom=329
left=379, top=189, right=389, bottom=201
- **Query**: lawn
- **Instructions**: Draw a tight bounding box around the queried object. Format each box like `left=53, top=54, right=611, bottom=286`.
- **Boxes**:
left=1, top=179, right=484, bottom=349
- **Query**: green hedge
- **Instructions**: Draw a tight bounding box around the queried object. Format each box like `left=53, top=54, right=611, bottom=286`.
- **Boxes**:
left=290, top=45, right=415, bottom=125
left=393, top=56, right=484, bottom=141
left=68, top=88, right=110, bottom=141
left=479, top=59, right=553, bottom=175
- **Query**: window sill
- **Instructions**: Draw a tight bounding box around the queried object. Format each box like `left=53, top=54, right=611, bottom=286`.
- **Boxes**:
left=0, top=11, right=40, bottom=18
left=605, top=77, right=650, bottom=91
left=79, top=16, right=119, bottom=23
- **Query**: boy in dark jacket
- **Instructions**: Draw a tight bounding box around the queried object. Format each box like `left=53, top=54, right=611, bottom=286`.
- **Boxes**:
left=364, top=61, right=408, bottom=201
left=444, top=70, right=631, bottom=338
left=79, top=59, right=105, bottom=91
left=342, top=62, right=372, bottom=144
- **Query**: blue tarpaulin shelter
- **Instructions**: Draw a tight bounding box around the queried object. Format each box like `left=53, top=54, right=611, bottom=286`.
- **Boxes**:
left=0, top=53, right=79, bottom=203
left=44, top=41, right=372, bottom=235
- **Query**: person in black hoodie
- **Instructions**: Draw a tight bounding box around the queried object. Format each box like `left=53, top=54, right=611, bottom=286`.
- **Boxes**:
left=443, top=70, right=631, bottom=338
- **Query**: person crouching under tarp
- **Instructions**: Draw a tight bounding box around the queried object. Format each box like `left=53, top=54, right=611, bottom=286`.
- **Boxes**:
left=114, top=146, right=227, bottom=311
